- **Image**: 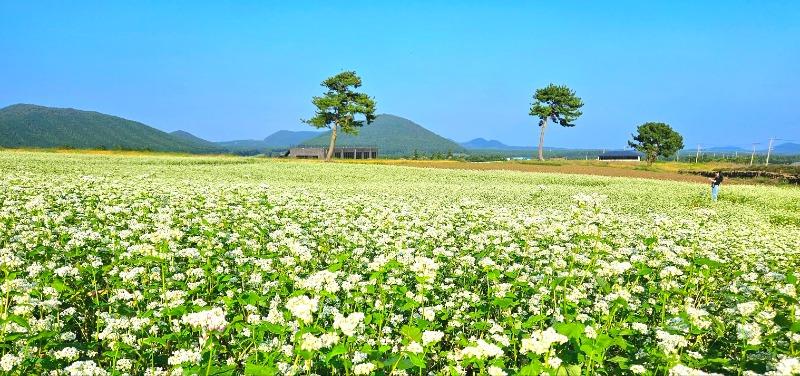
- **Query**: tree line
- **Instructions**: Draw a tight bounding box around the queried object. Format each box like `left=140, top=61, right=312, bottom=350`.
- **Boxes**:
left=304, top=71, right=684, bottom=164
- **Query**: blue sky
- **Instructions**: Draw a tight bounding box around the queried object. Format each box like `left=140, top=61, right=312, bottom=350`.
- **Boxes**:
left=1, top=1, right=797, bottom=148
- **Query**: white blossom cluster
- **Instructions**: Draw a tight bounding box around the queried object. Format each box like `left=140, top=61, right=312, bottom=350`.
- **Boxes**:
left=0, top=151, right=798, bottom=375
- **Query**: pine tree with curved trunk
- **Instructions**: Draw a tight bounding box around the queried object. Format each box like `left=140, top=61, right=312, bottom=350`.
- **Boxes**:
left=529, top=84, right=584, bottom=160
left=303, top=71, right=376, bottom=161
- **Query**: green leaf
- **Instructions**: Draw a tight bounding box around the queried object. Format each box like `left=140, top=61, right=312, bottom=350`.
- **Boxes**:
left=244, top=363, right=277, bottom=376
left=326, top=344, right=348, bottom=362
left=519, top=362, right=543, bottom=375
left=556, top=364, right=582, bottom=376
left=407, top=353, right=426, bottom=368
left=51, top=279, right=69, bottom=292
left=400, top=299, right=419, bottom=311
left=554, top=322, right=585, bottom=339
left=184, top=365, right=237, bottom=375
left=400, top=325, right=422, bottom=342
left=696, top=257, right=722, bottom=268
left=492, top=297, right=515, bottom=309
left=263, top=323, right=285, bottom=335
left=6, top=314, right=30, bottom=329
left=521, top=315, right=547, bottom=329
left=327, top=263, right=342, bottom=272
left=396, top=357, right=416, bottom=371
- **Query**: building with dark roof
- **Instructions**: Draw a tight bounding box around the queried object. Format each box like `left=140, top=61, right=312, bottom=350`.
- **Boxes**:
left=597, top=150, right=642, bottom=161
left=288, top=147, right=377, bottom=159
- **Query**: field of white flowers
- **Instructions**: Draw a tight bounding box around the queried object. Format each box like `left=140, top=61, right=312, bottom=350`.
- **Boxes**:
left=1, top=151, right=799, bottom=376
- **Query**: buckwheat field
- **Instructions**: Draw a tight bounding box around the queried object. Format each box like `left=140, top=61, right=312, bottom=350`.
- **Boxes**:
left=1, top=151, right=799, bottom=376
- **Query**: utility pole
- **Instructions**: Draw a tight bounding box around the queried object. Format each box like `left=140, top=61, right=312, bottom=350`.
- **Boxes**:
left=695, top=145, right=701, bottom=164
left=765, top=138, right=775, bottom=166
left=749, top=143, right=759, bottom=166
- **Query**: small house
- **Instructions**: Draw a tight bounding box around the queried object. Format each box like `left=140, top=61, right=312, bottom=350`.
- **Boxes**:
left=597, top=150, right=641, bottom=161
left=288, top=147, right=377, bottom=159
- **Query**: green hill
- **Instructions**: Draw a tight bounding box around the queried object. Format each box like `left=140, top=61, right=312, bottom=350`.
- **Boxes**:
left=169, top=130, right=224, bottom=152
left=300, top=114, right=464, bottom=156
left=217, top=130, right=322, bottom=154
left=0, top=104, right=221, bottom=153
left=263, top=130, right=322, bottom=147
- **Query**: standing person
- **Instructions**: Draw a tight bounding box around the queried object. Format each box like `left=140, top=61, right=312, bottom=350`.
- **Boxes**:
left=708, top=171, right=723, bottom=201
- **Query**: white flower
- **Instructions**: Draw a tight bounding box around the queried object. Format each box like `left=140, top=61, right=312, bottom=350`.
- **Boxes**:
left=668, top=364, right=724, bottom=376
left=333, top=312, right=364, bottom=336
left=403, top=341, right=424, bottom=354
left=422, top=330, right=444, bottom=346
left=300, top=333, right=324, bottom=351
left=116, top=359, right=133, bottom=372
left=285, top=295, right=319, bottom=324
left=631, top=322, right=648, bottom=334
left=181, top=307, right=228, bottom=332
left=353, top=362, right=376, bottom=375
left=584, top=325, right=597, bottom=339
left=546, top=356, right=563, bottom=369
left=0, top=353, right=21, bottom=372
left=520, top=327, right=568, bottom=355
left=656, top=330, right=688, bottom=355
left=300, top=332, right=338, bottom=351
left=167, top=349, right=202, bottom=365
left=771, top=356, right=800, bottom=375
left=459, top=339, right=503, bottom=360
left=53, top=347, right=80, bottom=361
left=631, top=365, right=647, bottom=374
left=64, top=360, right=109, bottom=376
left=736, top=322, right=762, bottom=346
left=737, top=302, right=758, bottom=317
left=487, top=365, right=507, bottom=376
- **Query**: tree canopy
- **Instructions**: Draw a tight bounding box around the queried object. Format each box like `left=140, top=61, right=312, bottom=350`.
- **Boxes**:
left=529, top=84, right=583, bottom=160
left=628, top=122, right=684, bottom=164
left=304, top=71, right=376, bottom=160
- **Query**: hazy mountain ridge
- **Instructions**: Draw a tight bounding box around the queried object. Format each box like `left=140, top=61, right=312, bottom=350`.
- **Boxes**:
left=169, top=130, right=223, bottom=151
left=2, top=104, right=797, bottom=157
left=0, top=104, right=220, bottom=153
left=299, top=114, right=465, bottom=156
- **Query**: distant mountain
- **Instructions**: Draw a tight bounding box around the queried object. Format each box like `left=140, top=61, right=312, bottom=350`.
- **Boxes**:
left=215, top=139, right=270, bottom=151
left=169, top=130, right=223, bottom=151
left=299, top=114, right=465, bottom=156
left=705, top=146, right=748, bottom=152
left=460, top=137, right=541, bottom=151
left=461, top=138, right=509, bottom=149
left=773, top=142, right=800, bottom=155
left=0, top=104, right=220, bottom=153
left=263, top=130, right=322, bottom=147
left=216, top=130, right=322, bottom=153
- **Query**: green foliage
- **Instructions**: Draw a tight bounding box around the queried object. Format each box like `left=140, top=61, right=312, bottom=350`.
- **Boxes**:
left=529, top=84, right=584, bottom=128
left=628, top=122, right=684, bottom=164
left=0, top=104, right=222, bottom=153
left=301, top=114, right=465, bottom=156
left=529, top=84, right=584, bottom=160
left=303, top=71, right=377, bottom=159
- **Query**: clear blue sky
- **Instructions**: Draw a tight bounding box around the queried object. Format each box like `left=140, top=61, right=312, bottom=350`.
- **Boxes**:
left=1, top=1, right=797, bottom=148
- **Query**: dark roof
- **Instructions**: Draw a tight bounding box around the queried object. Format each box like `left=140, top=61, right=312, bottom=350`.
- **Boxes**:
left=598, top=150, right=642, bottom=157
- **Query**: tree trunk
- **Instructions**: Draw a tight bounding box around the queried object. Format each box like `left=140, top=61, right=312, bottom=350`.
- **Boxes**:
left=537, top=119, right=547, bottom=161
left=326, top=124, right=338, bottom=161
